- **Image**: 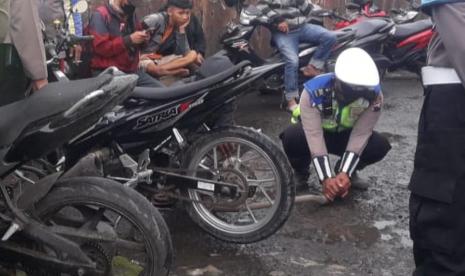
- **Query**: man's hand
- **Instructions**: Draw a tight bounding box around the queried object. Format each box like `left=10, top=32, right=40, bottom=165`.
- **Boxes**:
left=196, top=53, right=204, bottom=65
left=322, top=178, right=341, bottom=202
left=179, top=15, right=191, bottom=34
left=277, top=21, right=289, bottom=33
left=32, top=79, right=48, bottom=91
left=69, top=45, right=83, bottom=62
left=130, top=31, right=149, bottom=44
left=335, top=172, right=351, bottom=198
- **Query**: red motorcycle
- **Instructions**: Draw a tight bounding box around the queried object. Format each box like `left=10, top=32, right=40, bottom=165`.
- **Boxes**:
left=334, top=0, right=387, bottom=29
left=334, top=0, right=421, bottom=29
left=383, top=18, right=433, bottom=75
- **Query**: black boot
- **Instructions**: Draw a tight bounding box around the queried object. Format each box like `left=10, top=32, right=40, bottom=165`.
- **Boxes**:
left=351, top=171, right=370, bottom=190
left=294, top=170, right=310, bottom=193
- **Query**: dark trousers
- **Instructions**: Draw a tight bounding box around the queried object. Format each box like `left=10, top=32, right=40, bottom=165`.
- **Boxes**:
left=409, top=84, right=465, bottom=276
left=280, top=122, right=391, bottom=174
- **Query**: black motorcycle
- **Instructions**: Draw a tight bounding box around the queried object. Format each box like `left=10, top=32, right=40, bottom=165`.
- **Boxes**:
left=219, top=4, right=393, bottom=94
left=0, top=42, right=172, bottom=275
left=39, top=55, right=295, bottom=244
left=34, top=1, right=295, bottom=244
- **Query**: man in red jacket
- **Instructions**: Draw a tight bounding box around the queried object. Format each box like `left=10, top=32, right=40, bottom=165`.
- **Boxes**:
left=87, top=0, right=164, bottom=87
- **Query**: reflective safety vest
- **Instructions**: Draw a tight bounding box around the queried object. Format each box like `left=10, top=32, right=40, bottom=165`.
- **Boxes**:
left=321, top=96, right=370, bottom=132
left=292, top=73, right=372, bottom=132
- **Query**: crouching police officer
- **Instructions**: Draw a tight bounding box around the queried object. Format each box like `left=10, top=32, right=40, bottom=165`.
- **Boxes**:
left=409, top=1, right=465, bottom=275
left=280, top=48, right=391, bottom=201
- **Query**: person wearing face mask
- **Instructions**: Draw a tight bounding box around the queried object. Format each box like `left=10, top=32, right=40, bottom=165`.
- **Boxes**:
left=139, top=0, right=202, bottom=78
left=87, top=0, right=164, bottom=87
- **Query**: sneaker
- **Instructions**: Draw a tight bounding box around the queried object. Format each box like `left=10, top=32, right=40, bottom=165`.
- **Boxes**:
left=351, top=172, right=370, bottom=190
left=301, top=65, right=323, bottom=78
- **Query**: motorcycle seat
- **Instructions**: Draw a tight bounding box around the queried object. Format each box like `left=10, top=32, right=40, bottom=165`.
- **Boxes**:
left=0, top=74, right=113, bottom=149
left=340, top=18, right=392, bottom=38
left=131, top=61, right=250, bottom=101
left=392, top=18, right=433, bottom=40
left=332, top=29, right=357, bottom=41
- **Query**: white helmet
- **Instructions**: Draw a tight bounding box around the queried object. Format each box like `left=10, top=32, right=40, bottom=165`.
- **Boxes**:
left=334, top=48, right=380, bottom=105
left=335, top=47, right=380, bottom=87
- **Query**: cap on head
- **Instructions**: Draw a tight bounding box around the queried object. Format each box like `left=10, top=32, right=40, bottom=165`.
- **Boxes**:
left=167, top=0, right=193, bottom=9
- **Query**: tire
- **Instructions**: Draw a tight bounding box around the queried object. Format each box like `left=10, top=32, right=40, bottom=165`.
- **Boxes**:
left=182, top=126, right=295, bottom=243
left=33, top=177, right=173, bottom=276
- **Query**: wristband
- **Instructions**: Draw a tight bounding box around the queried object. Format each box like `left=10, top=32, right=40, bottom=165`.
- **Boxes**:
left=337, top=151, right=360, bottom=177
left=312, top=155, right=333, bottom=182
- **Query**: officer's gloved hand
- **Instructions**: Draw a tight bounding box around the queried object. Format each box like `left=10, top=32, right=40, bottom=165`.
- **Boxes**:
left=290, top=105, right=301, bottom=124
left=322, top=178, right=341, bottom=201
left=335, top=172, right=351, bottom=198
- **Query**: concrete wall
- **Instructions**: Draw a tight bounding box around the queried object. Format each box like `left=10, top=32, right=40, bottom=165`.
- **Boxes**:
left=87, top=0, right=410, bottom=57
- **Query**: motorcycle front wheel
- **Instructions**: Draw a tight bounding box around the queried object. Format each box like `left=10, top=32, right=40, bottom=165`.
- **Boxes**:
left=182, top=126, right=295, bottom=243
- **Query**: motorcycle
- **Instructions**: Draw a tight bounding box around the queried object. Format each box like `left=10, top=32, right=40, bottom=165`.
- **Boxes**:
left=383, top=18, right=433, bottom=75
left=0, top=42, right=172, bottom=274
left=36, top=0, right=295, bottom=244
left=51, top=56, right=296, bottom=244
left=220, top=4, right=394, bottom=94
left=334, top=0, right=421, bottom=29
left=316, top=7, right=433, bottom=76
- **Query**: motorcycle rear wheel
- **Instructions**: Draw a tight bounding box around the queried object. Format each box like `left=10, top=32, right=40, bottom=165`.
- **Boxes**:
left=32, top=177, right=173, bottom=275
left=182, top=126, right=295, bottom=243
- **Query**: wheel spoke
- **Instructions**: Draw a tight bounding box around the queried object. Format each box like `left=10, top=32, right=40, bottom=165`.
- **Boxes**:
left=240, top=153, right=261, bottom=163
left=213, top=146, right=219, bottom=170
left=245, top=202, right=258, bottom=223
left=247, top=178, right=276, bottom=186
left=115, top=215, right=122, bottom=228
left=258, top=185, right=275, bottom=205
left=199, top=162, right=216, bottom=175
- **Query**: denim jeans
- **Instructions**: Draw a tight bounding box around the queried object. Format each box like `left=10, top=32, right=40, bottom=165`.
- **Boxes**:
left=272, top=24, right=337, bottom=100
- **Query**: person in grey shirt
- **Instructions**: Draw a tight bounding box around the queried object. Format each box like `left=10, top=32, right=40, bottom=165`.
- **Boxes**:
left=408, top=2, right=465, bottom=275
left=6, top=0, right=48, bottom=91
left=0, top=0, right=9, bottom=42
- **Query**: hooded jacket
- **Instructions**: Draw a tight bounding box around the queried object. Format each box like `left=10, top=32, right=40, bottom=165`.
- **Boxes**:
left=87, top=2, right=141, bottom=73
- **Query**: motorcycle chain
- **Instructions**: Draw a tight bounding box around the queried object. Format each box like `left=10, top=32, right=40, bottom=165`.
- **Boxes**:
left=81, top=242, right=112, bottom=275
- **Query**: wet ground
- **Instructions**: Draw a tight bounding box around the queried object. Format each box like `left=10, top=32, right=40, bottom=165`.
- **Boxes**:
left=165, top=74, right=423, bottom=276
